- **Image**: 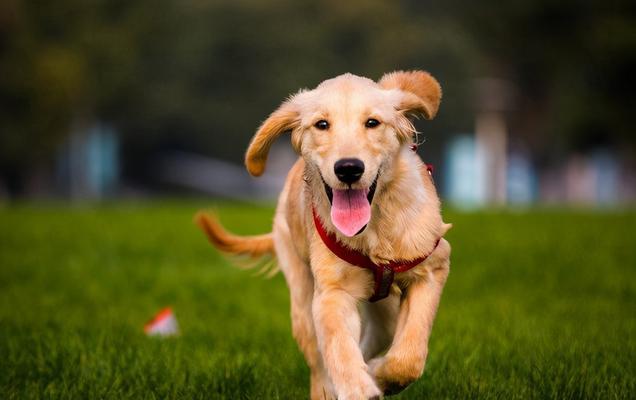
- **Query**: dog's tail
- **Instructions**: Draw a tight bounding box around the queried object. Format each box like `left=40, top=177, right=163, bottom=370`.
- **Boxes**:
left=194, top=211, right=278, bottom=276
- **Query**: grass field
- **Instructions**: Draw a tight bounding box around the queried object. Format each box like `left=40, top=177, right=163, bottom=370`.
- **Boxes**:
left=1, top=202, right=635, bottom=399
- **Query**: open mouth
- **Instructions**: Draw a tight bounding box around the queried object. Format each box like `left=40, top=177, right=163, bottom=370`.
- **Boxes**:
left=322, top=174, right=378, bottom=237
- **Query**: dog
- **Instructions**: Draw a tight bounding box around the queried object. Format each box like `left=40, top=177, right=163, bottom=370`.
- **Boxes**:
left=196, top=70, right=451, bottom=399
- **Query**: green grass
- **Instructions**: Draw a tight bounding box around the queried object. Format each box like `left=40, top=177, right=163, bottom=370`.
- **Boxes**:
left=1, top=202, right=634, bottom=399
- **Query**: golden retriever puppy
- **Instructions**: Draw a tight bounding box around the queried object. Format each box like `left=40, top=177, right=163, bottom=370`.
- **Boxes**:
left=196, top=70, right=451, bottom=399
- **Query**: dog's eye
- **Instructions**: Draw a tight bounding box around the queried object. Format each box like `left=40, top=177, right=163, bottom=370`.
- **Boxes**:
left=314, top=120, right=330, bottom=130
left=365, top=118, right=381, bottom=128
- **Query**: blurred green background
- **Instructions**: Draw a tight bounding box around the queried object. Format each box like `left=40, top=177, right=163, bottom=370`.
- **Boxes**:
left=1, top=204, right=634, bottom=398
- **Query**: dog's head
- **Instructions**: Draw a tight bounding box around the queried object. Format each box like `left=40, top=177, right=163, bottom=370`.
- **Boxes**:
left=245, top=71, right=441, bottom=237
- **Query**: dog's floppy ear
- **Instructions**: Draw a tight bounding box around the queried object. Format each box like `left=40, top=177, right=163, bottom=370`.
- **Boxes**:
left=378, top=70, right=442, bottom=119
left=245, top=98, right=300, bottom=177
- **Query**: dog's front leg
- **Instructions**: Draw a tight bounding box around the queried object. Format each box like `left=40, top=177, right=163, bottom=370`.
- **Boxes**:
left=313, top=286, right=381, bottom=400
left=369, top=244, right=450, bottom=395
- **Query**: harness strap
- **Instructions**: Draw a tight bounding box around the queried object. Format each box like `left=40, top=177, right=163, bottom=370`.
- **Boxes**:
left=312, top=207, right=441, bottom=302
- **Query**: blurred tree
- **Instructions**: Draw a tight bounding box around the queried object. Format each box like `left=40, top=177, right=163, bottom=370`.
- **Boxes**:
left=0, top=0, right=140, bottom=192
left=430, top=0, right=636, bottom=163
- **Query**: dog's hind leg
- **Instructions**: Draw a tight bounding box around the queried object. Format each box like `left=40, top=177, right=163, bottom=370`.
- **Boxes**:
left=274, top=224, right=334, bottom=399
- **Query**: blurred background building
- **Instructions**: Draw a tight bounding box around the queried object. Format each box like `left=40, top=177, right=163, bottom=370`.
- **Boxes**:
left=1, top=0, right=634, bottom=207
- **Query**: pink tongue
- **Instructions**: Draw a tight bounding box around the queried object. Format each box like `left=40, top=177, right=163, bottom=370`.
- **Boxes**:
left=330, top=189, right=371, bottom=237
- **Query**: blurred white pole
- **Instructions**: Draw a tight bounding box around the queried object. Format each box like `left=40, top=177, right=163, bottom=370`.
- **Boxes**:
left=473, top=78, right=515, bottom=206
left=475, top=112, right=507, bottom=205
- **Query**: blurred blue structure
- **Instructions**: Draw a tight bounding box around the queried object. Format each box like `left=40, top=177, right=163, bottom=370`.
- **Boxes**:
left=507, top=152, right=536, bottom=205
left=444, top=135, right=486, bottom=209
left=57, top=123, right=119, bottom=200
left=593, top=150, right=619, bottom=206
left=443, top=134, right=629, bottom=208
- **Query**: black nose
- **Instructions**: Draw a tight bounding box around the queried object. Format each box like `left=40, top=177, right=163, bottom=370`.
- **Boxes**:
left=334, top=158, right=365, bottom=184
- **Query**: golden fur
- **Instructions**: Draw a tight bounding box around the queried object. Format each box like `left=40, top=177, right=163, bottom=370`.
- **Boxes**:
left=197, top=71, right=451, bottom=399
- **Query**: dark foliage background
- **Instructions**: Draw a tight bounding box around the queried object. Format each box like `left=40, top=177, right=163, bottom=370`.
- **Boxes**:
left=1, top=0, right=635, bottom=193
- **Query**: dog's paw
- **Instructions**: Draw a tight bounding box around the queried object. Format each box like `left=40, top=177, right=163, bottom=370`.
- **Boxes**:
left=336, top=371, right=382, bottom=400
left=310, top=374, right=337, bottom=400
left=369, top=354, right=424, bottom=396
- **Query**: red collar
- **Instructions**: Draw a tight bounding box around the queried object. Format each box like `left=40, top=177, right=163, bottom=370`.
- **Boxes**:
left=312, top=207, right=441, bottom=302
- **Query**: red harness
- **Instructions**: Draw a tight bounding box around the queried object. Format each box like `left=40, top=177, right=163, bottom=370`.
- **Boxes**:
left=311, top=162, right=441, bottom=302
